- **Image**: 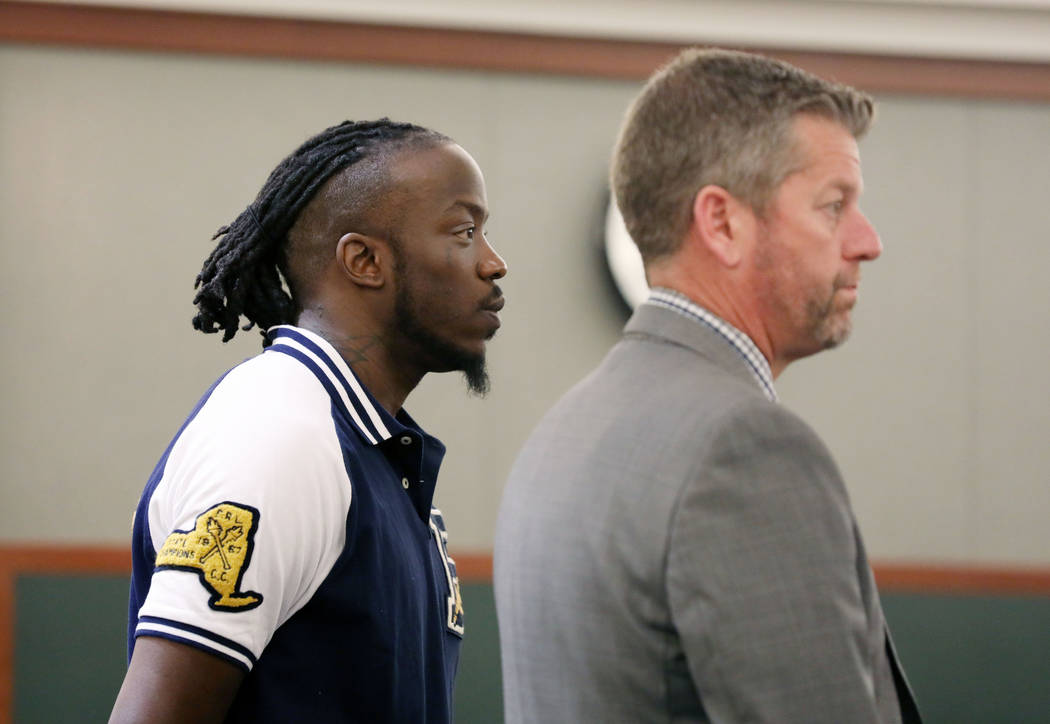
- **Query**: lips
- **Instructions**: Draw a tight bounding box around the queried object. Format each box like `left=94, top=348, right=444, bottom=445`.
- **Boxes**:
left=482, top=296, right=505, bottom=313
left=480, top=292, right=505, bottom=336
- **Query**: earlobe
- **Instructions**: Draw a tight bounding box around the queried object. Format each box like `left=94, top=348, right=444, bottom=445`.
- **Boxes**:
left=336, top=232, right=386, bottom=289
left=692, top=185, right=748, bottom=268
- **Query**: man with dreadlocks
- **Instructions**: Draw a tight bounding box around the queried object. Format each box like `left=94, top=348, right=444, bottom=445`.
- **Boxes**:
left=110, top=119, right=507, bottom=723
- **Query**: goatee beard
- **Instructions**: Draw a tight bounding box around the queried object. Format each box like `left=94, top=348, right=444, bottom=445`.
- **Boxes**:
left=460, top=355, right=491, bottom=397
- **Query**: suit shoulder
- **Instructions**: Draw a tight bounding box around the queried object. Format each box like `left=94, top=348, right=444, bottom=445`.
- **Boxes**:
left=707, top=396, right=832, bottom=461
left=558, top=334, right=763, bottom=417
left=682, top=395, right=850, bottom=519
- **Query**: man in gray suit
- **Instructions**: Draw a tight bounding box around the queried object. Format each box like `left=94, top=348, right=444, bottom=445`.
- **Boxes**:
left=494, top=48, right=921, bottom=723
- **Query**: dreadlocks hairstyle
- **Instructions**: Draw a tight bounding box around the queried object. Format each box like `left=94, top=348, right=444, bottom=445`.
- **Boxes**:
left=192, top=118, right=448, bottom=344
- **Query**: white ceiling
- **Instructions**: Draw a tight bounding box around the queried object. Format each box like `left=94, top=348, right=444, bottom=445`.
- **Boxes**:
left=23, top=0, right=1050, bottom=62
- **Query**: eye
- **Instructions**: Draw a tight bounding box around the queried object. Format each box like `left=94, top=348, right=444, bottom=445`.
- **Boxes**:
left=825, top=199, right=845, bottom=216
left=455, top=226, right=476, bottom=241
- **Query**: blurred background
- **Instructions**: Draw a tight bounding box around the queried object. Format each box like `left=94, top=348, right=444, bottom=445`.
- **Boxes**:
left=1, top=0, right=1048, bottom=721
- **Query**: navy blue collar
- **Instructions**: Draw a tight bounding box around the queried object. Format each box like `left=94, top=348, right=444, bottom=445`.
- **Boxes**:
left=264, top=325, right=446, bottom=518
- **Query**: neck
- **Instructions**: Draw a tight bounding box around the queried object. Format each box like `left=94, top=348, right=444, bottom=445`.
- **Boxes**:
left=648, top=267, right=784, bottom=379
left=296, top=306, right=424, bottom=416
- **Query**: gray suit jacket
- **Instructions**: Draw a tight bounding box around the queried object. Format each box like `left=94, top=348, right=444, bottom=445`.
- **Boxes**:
left=494, top=302, right=920, bottom=723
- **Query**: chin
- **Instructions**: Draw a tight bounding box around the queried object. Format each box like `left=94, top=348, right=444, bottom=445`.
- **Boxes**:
left=460, top=335, right=491, bottom=360
left=819, top=318, right=853, bottom=349
left=429, top=341, right=486, bottom=374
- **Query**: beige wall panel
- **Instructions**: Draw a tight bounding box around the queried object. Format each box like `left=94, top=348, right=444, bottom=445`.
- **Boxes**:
left=972, top=102, right=1050, bottom=565
left=778, top=98, right=980, bottom=562
left=0, top=45, right=500, bottom=542
left=778, top=97, right=1050, bottom=566
left=0, top=44, right=637, bottom=547
left=1, top=44, right=1048, bottom=566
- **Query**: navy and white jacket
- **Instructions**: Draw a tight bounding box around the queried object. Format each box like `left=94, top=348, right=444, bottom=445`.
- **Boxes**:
left=128, top=325, right=464, bottom=723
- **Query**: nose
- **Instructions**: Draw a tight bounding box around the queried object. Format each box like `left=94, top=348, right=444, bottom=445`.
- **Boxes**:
left=845, top=207, right=882, bottom=262
left=478, top=239, right=508, bottom=281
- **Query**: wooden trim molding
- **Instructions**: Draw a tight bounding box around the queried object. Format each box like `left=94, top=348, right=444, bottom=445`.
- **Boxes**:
left=873, top=562, right=1050, bottom=595
left=0, top=544, right=1048, bottom=721
left=2, top=1, right=1050, bottom=101
left=452, top=552, right=494, bottom=582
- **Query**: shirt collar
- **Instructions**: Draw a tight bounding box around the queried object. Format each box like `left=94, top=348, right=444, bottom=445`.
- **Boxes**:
left=646, top=287, right=778, bottom=402
left=264, top=325, right=403, bottom=445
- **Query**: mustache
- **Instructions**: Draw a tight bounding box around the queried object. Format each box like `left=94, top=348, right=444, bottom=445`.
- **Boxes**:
left=834, top=273, right=859, bottom=289
left=480, top=286, right=505, bottom=311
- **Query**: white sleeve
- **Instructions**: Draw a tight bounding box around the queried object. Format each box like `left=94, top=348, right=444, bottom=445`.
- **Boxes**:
left=136, top=357, right=351, bottom=669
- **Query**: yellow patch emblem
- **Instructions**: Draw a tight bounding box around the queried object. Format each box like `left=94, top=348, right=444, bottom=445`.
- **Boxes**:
left=155, top=501, right=263, bottom=612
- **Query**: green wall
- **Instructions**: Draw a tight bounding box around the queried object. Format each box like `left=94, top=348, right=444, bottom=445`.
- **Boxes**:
left=11, top=577, right=503, bottom=723
left=882, top=593, right=1050, bottom=723
left=12, top=575, right=1050, bottom=723
left=14, top=576, right=128, bottom=723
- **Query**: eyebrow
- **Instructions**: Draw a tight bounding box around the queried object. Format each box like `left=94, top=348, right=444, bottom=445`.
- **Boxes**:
left=446, top=200, right=489, bottom=223
left=825, top=179, right=862, bottom=197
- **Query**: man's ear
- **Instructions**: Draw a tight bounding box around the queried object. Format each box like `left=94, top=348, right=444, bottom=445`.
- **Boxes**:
left=336, top=232, right=390, bottom=288
left=690, top=185, right=753, bottom=268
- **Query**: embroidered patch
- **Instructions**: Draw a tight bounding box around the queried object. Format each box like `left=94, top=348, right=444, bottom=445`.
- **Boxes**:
left=155, top=501, right=263, bottom=612
left=430, top=509, right=464, bottom=636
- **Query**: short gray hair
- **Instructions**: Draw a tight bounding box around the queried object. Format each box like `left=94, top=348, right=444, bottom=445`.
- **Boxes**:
left=611, top=48, right=874, bottom=263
